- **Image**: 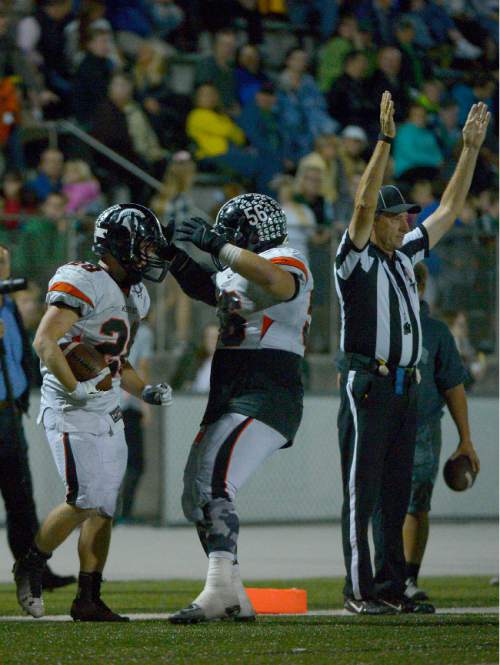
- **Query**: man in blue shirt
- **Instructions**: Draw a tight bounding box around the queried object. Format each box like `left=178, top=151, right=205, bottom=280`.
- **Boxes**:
left=26, top=149, right=63, bottom=203
left=402, top=262, right=480, bottom=600
left=0, top=245, right=74, bottom=590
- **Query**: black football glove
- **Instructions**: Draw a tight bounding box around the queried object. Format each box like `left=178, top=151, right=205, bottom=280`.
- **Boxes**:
left=176, top=217, right=227, bottom=258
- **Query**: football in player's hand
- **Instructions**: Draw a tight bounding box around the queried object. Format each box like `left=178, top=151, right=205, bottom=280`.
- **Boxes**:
left=443, top=454, right=477, bottom=492
left=63, top=342, right=112, bottom=391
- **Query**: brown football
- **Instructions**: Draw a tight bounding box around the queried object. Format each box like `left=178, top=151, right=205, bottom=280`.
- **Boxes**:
left=443, top=454, right=477, bottom=492
left=62, top=342, right=112, bottom=391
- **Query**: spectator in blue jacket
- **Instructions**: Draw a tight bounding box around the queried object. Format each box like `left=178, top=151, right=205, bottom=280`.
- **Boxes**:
left=393, top=104, right=443, bottom=181
left=235, top=44, right=269, bottom=107
left=451, top=74, right=496, bottom=126
left=238, top=81, right=291, bottom=174
left=105, top=0, right=153, bottom=37
left=403, top=0, right=482, bottom=59
left=105, top=0, right=153, bottom=54
left=26, top=149, right=64, bottom=203
left=277, top=47, right=338, bottom=160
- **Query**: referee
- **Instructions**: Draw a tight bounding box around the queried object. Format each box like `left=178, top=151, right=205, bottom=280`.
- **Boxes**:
left=335, top=92, right=490, bottom=615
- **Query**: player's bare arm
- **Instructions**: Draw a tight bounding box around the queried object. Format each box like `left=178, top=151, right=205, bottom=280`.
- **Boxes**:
left=176, top=217, right=296, bottom=301
left=34, top=305, right=110, bottom=397
left=120, top=360, right=146, bottom=398
left=348, top=91, right=395, bottom=249
left=34, top=305, right=84, bottom=392
left=423, top=102, right=491, bottom=249
left=445, top=383, right=480, bottom=473
left=121, top=359, right=173, bottom=406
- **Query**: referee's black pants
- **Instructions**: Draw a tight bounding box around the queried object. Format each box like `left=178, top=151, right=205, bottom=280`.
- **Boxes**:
left=0, top=407, right=39, bottom=560
left=338, top=368, right=417, bottom=601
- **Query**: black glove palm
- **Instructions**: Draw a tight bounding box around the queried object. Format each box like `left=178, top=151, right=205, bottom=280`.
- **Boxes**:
left=176, top=217, right=227, bottom=258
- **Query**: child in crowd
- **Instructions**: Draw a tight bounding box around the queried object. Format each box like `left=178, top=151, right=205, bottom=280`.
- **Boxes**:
left=62, top=160, right=102, bottom=214
left=0, top=171, right=36, bottom=230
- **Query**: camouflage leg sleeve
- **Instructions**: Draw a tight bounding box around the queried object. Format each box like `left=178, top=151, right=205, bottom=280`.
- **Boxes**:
left=202, top=498, right=240, bottom=558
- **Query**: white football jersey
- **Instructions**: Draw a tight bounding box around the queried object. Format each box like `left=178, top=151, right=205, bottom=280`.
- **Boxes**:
left=215, top=245, right=313, bottom=357
left=40, top=261, right=150, bottom=428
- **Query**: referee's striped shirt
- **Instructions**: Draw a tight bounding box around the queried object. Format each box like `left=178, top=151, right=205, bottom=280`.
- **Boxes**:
left=334, top=225, right=429, bottom=368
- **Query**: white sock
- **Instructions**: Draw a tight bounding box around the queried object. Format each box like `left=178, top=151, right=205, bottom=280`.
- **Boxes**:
left=192, top=556, right=239, bottom=618
left=231, top=563, right=255, bottom=617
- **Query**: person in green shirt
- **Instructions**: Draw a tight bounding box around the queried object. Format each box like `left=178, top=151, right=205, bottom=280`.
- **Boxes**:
left=317, top=15, right=362, bottom=93
left=18, top=193, right=69, bottom=288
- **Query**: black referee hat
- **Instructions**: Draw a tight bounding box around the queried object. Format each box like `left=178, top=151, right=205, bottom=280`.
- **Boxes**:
left=376, top=185, right=421, bottom=214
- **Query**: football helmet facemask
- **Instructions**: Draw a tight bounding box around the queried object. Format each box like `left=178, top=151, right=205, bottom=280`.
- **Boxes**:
left=214, top=193, right=287, bottom=253
left=93, top=203, right=169, bottom=284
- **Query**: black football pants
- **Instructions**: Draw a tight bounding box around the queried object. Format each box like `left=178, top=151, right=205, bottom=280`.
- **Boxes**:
left=338, top=368, right=417, bottom=601
left=0, top=408, right=39, bottom=560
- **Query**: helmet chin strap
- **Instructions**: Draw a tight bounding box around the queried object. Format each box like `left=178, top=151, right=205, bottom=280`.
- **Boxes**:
left=98, top=256, right=142, bottom=286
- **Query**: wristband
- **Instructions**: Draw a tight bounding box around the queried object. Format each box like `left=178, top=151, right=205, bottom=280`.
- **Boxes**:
left=219, top=243, right=243, bottom=267
left=378, top=133, right=394, bottom=145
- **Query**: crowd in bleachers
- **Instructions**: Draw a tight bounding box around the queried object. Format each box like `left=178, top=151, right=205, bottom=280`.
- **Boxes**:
left=0, top=0, right=497, bottom=374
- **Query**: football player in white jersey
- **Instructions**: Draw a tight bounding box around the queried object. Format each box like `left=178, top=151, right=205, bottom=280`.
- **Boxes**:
left=164, top=193, right=313, bottom=623
left=13, top=204, right=173, bottom=621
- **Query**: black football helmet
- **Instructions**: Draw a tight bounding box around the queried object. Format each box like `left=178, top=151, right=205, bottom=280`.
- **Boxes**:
left=93, top=203, right=168, bottom=283
left=214, top=193, right=287, bottom=253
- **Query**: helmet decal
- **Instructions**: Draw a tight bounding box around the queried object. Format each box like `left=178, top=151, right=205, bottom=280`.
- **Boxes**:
left=215, top=193, right=287, bottom=252
left=92, top=203, right=168, bottom=283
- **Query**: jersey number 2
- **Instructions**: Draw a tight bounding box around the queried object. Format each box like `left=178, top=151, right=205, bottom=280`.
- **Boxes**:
left=95, top=318, right=129, bottom=375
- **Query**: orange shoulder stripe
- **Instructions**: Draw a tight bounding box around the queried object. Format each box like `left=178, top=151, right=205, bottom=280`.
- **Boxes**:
left=48, top=282, right=94, bottom=308
left=270, top=257, right=308, bottom=279
left=260, top=315, right=274, bottom=339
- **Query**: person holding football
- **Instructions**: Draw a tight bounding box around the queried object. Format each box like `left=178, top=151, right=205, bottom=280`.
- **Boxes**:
left=163, top=193, right=313, bottom=623
left=402, top=262, right=480, bottom=602
left=13, top=204, right=173, bottom=621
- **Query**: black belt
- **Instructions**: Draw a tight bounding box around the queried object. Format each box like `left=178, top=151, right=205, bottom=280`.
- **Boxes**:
left=343, top=352, right=416, bottom=378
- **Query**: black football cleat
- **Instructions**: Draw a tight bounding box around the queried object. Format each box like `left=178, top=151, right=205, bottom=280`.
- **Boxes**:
left=42, top=565, right=77, bottom=591
left=379, top=597, right=435, bottom=614
left=344, top=598, right=396, bottom=615
left=70, top=597, right=130, bottom=622
left=169, top=602, right=240, bottom=625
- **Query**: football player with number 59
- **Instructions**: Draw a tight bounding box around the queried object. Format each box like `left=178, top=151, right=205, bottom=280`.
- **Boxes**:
left=164, top=193, right=314, bottom=623
left=13, top=204, right=173, bottom=622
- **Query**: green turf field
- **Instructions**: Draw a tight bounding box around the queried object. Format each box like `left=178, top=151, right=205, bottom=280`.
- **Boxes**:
left=0, top=577, right=497, bottom=664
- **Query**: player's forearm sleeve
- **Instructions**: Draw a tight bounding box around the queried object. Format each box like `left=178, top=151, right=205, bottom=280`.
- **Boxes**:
left=169, top=253, right=217, bottom=306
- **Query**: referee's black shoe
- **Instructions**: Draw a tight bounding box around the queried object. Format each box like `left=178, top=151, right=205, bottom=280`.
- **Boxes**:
left=344, top=598, right=397, bottom=615
left=379, top=597, right=435, bottom=614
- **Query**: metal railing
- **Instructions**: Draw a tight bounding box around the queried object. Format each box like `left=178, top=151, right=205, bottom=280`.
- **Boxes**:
left=23, top=119, right=163, bottom=191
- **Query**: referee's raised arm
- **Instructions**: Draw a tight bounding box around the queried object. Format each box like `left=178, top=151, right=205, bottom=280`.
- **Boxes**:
left=349, top=91, right=396, bottom=249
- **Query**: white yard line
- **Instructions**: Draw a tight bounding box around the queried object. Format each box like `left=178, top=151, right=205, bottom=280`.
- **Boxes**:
left=0, top=607, right=497, bottom=622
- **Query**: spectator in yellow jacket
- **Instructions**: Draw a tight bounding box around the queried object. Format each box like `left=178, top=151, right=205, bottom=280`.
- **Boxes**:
left=186, top=84, right=282, bottom=194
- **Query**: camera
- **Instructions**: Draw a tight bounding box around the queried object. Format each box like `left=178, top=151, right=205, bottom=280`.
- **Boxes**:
left=0, top=278, right=27, bottom=295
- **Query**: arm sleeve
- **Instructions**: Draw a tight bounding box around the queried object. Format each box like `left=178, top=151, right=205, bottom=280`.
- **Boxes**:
left=435, top=324, right=467, bottom=394
left=169, top=253, right=217, bottom=306
left=399, top=225, right=430, bottom=265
